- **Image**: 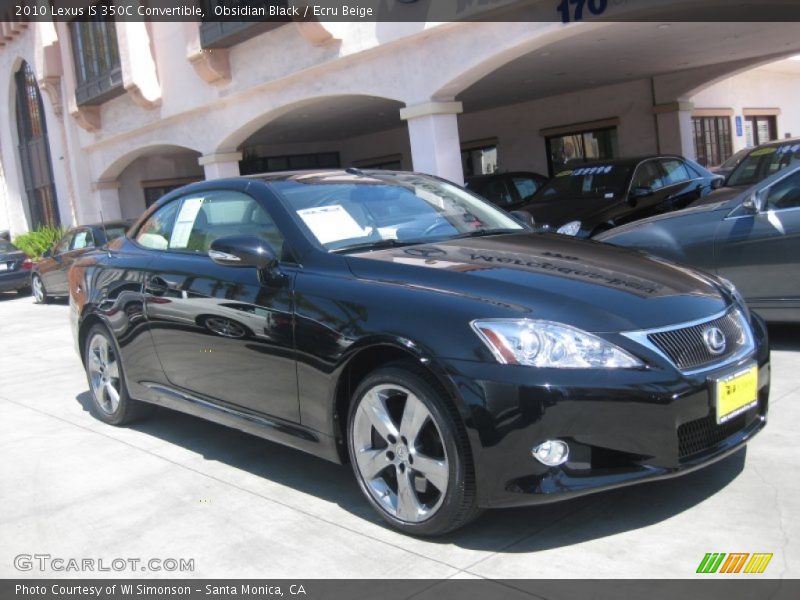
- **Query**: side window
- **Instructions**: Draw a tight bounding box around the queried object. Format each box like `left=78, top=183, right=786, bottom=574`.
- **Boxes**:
left=70, top=229, right=94, bottom=250
left=766, top=171, right=800, bottom=211
left=54, top=233, right=73, bottom=254
left=659, top=159, right=692, bottom=186
left=136, top=191, right=285, bottom=257
left=479, top=178, right=514, bottom=206
left=136, top=200, right=181, bottom=250
left=631, top=161, right=664, bottom=191
left=511, top=176, right=540, bottom=203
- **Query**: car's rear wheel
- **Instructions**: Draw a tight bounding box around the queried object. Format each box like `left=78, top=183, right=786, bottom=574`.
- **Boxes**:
left=84, top=324, right=154, bottom=425
left=348, top=363, right=481, bottom=536
left=31, top=274, right=48, bottom=304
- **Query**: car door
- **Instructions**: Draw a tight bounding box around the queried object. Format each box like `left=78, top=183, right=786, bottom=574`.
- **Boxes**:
left=618, top=160, right=669, bottom=225
left=656, top=158, right=706, bottom=211
left=39, top=231, right=74, bottom=294
left=136, top=187, right=299, bottom=423
left=52, top=228, right=96, bottom=294
left=714, top=169, right=800, bottom=310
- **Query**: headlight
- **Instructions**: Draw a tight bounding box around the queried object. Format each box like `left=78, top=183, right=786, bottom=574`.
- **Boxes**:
left=557, top=221, right=582, bottom=236
left=471, top=319, right=644, bottom=369
left=719, top=277, right=749, bottom=314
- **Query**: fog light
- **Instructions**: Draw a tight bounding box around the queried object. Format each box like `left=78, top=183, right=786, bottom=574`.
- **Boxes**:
left=532, top=440, right=569, bottom=466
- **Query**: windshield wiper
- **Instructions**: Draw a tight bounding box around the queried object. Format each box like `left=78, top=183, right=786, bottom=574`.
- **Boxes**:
left=450, top=228, right=522, bottom=240
left=332, top=238, right=428, bottom=254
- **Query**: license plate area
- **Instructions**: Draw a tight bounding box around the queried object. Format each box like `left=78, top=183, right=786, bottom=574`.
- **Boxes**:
left=0, top=263, right=8, bottom=271
left=712, top=364, right=758, bottom=425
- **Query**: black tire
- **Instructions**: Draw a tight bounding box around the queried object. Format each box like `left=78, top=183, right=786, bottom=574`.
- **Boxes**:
left=31, top=274, right=49, bottom=304
left=83, top=323, right=155, bottom=426
left=347, top=361, right=482, bottom=536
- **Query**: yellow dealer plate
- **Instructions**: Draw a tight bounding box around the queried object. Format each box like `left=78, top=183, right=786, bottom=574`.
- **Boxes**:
left=714, top=364, right=758, bottom=424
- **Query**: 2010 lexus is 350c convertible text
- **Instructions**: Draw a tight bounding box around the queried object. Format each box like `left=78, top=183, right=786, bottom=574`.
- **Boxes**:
left=68, top=170, right=770, bottom=536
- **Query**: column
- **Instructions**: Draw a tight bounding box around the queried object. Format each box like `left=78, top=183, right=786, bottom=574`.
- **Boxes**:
left=93, top=180, right=122, bottom=221
left=400, top=101, right=465, bottom=185
left=654, top=101, right=696, bottom=160
left=198, top=152, right=242, bottom=180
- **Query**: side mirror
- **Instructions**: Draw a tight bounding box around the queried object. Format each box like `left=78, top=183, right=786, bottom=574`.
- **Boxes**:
left=630, top=186, right=653, bottom=201
left=711, top=176, right=725, bottom=190
left=209, top=236, right=278, bottom=270
left=742, top=189, right=767, bottom=214
left=509, top=210, right=535, bottom=230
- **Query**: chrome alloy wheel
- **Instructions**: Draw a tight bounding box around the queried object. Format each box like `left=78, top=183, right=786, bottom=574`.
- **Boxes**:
left=87, top=333, right=122, bottom=414
left=32, top=275, right=44, bottom=303
left=352, top=384, right=449, bottom=523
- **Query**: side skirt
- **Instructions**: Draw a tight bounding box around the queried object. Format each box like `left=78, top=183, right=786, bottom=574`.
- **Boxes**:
left=140, top=382, right=343, bottom=464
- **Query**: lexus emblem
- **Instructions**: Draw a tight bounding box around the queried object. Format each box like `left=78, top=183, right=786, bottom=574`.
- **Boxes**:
left=703, top=326, right=727, bottom=355
left=404, top=247, right=446, bottom=258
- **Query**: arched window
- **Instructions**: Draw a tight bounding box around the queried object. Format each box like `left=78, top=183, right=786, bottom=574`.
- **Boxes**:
left=15, top=61, right=60, bottom=229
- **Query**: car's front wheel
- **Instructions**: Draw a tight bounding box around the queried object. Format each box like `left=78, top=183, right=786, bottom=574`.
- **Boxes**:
left=348, top=363, right=481, bottom=536
left=83, top=324, right=154, bottom=425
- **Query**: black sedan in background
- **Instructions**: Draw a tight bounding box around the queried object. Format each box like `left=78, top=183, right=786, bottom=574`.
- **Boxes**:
left=33, top=220, right=131, bottom=303
left=465, top=171, right=548, bottom=210
left=0, top=240, right=33, bottom=295
left=69, top=171, right=768, bottom=535
left=518, top=156, right=722, bottom=238
left=597, top=163, right=800, bottom=323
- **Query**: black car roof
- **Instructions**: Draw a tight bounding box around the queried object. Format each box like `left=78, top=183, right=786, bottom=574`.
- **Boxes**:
left=70, top=219, right=134, bottom=231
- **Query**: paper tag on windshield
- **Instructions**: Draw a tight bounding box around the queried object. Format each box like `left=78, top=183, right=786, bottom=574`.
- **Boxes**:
left=297, top=205, right=368, bottom=244
left=170, top=196, right=205, bottom=249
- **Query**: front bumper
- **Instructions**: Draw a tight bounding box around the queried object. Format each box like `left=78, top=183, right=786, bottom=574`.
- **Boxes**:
left=443, top=313, right=770, bottom=509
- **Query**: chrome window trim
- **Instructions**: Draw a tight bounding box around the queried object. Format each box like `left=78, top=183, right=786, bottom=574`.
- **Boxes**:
left=622, top=307, right=755, bottom=375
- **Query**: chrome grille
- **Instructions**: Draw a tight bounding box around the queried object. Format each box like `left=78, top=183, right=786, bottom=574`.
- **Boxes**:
left=647, top=310, right=748, bottom=371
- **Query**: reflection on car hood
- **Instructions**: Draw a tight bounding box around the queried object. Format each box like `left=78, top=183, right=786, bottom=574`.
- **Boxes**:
left=345, top=233, right=727, bottom=332
left=598, top=195, right=735, bottom=239
left=522, top=196, right=614, bottom=228
left=689, top=185, right=746, bottom=207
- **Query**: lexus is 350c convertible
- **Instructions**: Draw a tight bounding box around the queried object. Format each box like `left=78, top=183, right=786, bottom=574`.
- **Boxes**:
left=68, top=170, right=769, bottom=536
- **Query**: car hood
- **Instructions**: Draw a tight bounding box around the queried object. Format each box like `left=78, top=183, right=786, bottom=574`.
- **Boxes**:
left=345, top=234, right=728, bottom=332
left=689, top=185, right=746, bottom=207
left=522, top=196, right=614, bottom=229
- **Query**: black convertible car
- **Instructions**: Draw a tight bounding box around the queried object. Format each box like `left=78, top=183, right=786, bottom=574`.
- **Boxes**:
left=518, top=156, right=722, bottom=238
left=69, top=170, right=769, bottom=535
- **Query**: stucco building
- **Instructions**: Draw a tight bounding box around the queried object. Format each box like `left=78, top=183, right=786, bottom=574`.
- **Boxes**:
left=1, top=12, right=800, bottom=235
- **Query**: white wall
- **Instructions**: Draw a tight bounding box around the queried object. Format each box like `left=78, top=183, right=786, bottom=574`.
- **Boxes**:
left=117, top=152, right=203, bottom=219
left=691, top=63, right=800, bottom=152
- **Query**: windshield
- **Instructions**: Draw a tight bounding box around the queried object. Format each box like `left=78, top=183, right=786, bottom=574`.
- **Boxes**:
left=270, top=172, right=524, bottom=252
left=533, top=164, right=632, bottom=202
left=726, top=142, right=800, bottom=187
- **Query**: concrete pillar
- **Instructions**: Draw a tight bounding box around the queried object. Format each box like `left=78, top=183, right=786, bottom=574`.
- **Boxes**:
left=400, top=101, right=464, bottom=185
left=199, top=152, right=242, bottom=180
left=93, top=180, right=122, bottom=221
left=654, top=101, right=696, bottom=160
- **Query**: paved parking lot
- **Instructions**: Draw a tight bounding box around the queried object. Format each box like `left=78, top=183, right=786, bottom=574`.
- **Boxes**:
left=1, top=293, right=798, bottom=579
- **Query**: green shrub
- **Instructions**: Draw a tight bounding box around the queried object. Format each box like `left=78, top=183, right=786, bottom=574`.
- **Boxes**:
left=12, top=226, right=65, bottom=261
